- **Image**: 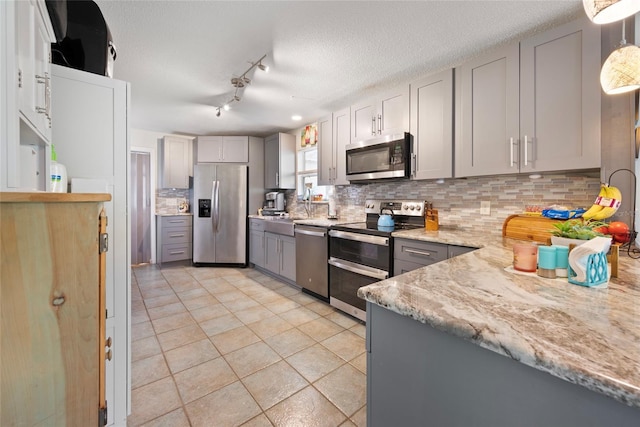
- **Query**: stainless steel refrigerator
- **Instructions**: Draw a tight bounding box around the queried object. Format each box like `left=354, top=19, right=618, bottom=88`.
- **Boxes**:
left=192, top=164, right=248, bottom=266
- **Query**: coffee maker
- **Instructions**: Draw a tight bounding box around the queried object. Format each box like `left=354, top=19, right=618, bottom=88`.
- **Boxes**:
left=263, top=191, right=285, bottom=215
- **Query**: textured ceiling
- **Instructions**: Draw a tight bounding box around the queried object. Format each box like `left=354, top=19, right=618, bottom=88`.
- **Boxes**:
left=95, top=0, right=584, bottom=137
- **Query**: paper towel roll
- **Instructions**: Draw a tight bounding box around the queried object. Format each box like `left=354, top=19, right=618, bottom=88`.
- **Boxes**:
left=568, top=237, right=611, bottom=282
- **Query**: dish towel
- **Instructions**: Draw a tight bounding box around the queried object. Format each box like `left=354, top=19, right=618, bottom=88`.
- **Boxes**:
left=568, top=237, right=611, bottom=283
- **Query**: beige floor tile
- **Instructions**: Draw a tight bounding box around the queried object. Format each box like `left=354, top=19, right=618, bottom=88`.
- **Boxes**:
left=132, top=300, right=147, bottom=313
left=174, top=357, right=238, bottom=403
left=321, top=330, right=366, bottom=362
left=265, top=386, right=346, bottom=427
left=297, top=317, right=344, bottom=342
left=278, top=306, right=321, bottom=326
left=128, top=377, right=182, bottom=426
left=190, top=303, right=231, bottom=323
left=305, top=300, right=336, bottom=316
left=185, top=381, right=261, bottom=427
left=350, top=405, right=367, bottom=427
left=248, top=290, right=287, bottom=306
left=182, top=294, right=219, bottom=311
left=132, top=336, right=162, bottom=362
left=286, top=344, right=345, bottom=383
left=140, top=286, right=176, bottom=300
left=241, top=360, right=308, bottom=410
left=274, top=285, right=301, bottom=297
left=222, top=296, right=261, bottom=312
left=241, top=413, right=274, bottom=426
left=164, top=338, right=220, bottom=374
left=157, top=323, right=207, bottom=352
left=131, top=354, right=170, bottom=390
left=199, top=313, right=243, bottom=337
left=314, top=364, right=366, bottom=417
left=224, top=341, right=282, bottom=378
left=176, top=287, right=210, bottom=301
left=144, top=293, right=180, bottom=309
left=246, top=315, right=294, bottom=340
left=231, top=277, right=262, bottom=291
left=210, top=325, right=261, bottom=354
left=234, top=305, right=275, bottom=324
left=326, top=311, right=361, bottom=329
left=349, top=323, right=366, bottom=339
left=132, top=321, right=156, bottom=342
left=286, top=292, right=318, bottom=306
left=264, top=328, right=315, bottom=358
left=349, top=352, right=367, bottom=374
left=140, top=408, right=190, bottom=427
left=264, top=298, right=301, bottom=314
left=200, top=278, right=236, bottom=294
left=132, top=309, right=151, bottom=325
left=152, top=312, right=196, bottom=334
left=340, top=420, right=357, bottom=427
left=170, top=280, right=203, bottom=293
left=189, top=268, right=227, bottom=281
left=147, top=301, right=187, bottom=320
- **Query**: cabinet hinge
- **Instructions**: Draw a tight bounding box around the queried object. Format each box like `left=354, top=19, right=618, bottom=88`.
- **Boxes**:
left=99, top=404, right=107, bottom=427
left=100, top=233, right=109, bottom=253
left=18, top=69, right=22, bottom=88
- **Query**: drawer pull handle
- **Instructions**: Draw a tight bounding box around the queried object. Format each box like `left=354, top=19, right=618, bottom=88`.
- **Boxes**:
left=169, top=234, right=185, bottom=237
left=404, top=248, right=432, bottom=257
left=169, top=250, right=185, bottom=255
left=168, top=220, right=184, bottom=223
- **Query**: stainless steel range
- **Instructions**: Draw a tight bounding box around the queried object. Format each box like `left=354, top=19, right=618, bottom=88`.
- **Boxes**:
left=328, top=199, right=426, bottom=321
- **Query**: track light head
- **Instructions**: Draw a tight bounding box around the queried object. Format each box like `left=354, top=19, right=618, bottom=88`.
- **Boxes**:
left=233, top=95, right=241, bottom=102
left=258, top=62, right=269, bottom=72
left=215, top=108, right=221, bottom=117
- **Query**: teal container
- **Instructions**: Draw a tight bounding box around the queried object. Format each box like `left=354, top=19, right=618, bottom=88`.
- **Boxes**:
left=537, top=246, right=557, bottom=269
left=552, top=245, right=569, bottom=269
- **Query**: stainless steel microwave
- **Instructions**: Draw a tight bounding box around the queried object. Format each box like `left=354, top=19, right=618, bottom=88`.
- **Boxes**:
left=345, top=132, right=411, bottom=181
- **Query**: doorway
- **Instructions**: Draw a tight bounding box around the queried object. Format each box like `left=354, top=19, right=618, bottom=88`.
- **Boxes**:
left=131, top=151, right=151, bottom=265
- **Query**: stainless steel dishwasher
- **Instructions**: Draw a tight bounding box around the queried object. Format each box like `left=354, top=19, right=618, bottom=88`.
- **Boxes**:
left=295, top=224, right=329, bottom=300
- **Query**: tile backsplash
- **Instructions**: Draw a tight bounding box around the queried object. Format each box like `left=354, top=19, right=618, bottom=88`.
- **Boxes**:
left=156, top=188, right=190, bottom=214
left=287, top=173, right=601, bottom=236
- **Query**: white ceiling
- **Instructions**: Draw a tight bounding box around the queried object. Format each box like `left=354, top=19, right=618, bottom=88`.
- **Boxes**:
left=95, top=0, right=584, bottom=137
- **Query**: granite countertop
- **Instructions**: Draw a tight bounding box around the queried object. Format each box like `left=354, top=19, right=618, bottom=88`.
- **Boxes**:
left=248, top=214, right=354, bottom=228
left=358, top=226, right=640, bottom=408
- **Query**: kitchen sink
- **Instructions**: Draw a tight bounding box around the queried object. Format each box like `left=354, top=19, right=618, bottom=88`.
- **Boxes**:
left=263, top=217, right=295, bottom=236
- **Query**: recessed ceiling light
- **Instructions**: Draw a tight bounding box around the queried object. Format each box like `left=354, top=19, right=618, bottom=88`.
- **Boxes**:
left=292, top=115, right=302, bottom=121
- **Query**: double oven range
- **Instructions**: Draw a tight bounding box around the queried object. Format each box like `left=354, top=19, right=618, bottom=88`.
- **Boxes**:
left=328, top=199, right=426, bottom=321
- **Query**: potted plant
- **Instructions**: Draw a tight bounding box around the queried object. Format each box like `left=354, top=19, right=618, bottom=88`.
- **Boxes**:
left=550, top=219, right=610, bottom=246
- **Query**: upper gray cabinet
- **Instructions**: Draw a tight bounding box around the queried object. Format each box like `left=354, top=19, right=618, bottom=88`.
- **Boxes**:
left=455, top=17, right=601, bottom=177
left=351, top=86, right=409, bottom=142
left=160, top=136, right=191, bottom=189
left=196, top=136, right=249, bottom=163
left=264, top=132, right=295, bottom=189
left=410, top=69, right=454, bottom=180
left=318, top=108, right=350, bottom=186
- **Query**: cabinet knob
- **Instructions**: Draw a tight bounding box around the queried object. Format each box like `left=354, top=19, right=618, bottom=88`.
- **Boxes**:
left=105, top=337, right=112, bottom=348
left=106, top=349, right=112, bottom=361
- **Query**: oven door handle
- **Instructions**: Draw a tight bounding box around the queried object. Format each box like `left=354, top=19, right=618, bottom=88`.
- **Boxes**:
left=329, top=257, right=389, bottom=280
left=328, top=230, right=389, bottom=246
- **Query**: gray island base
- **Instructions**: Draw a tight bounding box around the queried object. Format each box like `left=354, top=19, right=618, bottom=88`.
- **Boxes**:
left=366, top=302, right=639, bottom=427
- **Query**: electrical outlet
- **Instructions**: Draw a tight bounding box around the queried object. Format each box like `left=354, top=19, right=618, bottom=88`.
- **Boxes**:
left=480, top=201, right=491, bottom=215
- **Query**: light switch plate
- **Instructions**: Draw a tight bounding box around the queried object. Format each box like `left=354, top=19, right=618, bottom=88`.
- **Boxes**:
left=480, top=201, right=491, bottom=215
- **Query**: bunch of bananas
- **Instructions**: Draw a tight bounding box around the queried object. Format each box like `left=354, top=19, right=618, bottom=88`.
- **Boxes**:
left=582, top=183, right=622, bottom=220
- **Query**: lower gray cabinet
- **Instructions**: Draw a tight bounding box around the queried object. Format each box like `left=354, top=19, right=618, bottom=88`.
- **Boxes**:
left=249, top=219, right=265, bottom=268
left=394, top=238, right=476, bottom=274
left=264, top=231, right=296, bottom=282
left=157, top=215, right=192, bottom=265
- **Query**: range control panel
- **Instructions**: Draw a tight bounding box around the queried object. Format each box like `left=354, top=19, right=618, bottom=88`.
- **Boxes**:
left=364, top=199, right=426, bottom=217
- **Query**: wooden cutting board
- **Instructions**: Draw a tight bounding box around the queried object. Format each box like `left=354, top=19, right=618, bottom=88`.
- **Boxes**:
left=502, top=214, right=563, bottom=243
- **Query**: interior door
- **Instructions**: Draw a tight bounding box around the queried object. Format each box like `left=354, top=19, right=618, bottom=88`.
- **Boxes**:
left=130, top=151, right=151, bottom=265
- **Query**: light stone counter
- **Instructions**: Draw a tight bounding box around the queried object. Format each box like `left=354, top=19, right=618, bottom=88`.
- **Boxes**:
left=359, top=227, right=640, bottom=408
left=248, top=214, right=354, bottom=228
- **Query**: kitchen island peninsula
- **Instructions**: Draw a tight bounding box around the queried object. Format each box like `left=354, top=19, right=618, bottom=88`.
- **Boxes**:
left=359, top=227, right=640, bottom=426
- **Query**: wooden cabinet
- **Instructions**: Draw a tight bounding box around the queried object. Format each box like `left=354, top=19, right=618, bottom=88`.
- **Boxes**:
left=409, top=69, right=454, bottom=180
left=264, top=132, right=296, bottom=189
left=319, top=108, right=350, bottom=186
left=264, top=231, right=296, bottom=282
left=455, top=17, right=600, bottom=177
left=249, top=218, right=265, bottom=268
left=394, top=238, right=476, bottom=275
left=160, top=135, right=191, bottom=188
left=197, top=135, right=249, bottom=163
left=156, top=215, right=192, bottom=265
left=351, top=86, right=409, bottom=142
left=0, top=192, right=110, bottom=427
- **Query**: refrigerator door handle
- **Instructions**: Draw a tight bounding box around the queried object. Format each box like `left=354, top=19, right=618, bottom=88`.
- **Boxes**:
left=212, top=180, right=220, bottom=232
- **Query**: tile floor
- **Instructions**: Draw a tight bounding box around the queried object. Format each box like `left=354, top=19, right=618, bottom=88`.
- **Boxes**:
left=129, top=264, right=367, bottom=426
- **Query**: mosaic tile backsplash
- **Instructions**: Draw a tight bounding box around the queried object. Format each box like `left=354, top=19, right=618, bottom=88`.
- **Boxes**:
left=156, top=188, right=190, bottom=214
left=287, top=173, right=603, bottom=237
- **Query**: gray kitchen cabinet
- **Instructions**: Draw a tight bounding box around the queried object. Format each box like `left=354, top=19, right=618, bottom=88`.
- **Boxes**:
left=156, top=215, right=192, bottom=265
left=160, top=135, right=191, bottom=188
left=264, top=132, right=295, bottom=189
left=455, top=17, right=600, bottom=177
left=351, top=86, right=409, bottom=142
left=448, top=244, right=476, bottom=258
left=410, top=69, right=454, bottom=180
left=197, top=135, right=249, bottom=163
left=318, top=108, right=350, bottom=186
left=394, top=238, right=476, bottom=274
left=264, top=231, right=296, bottom=282
left=249, top=218, right=265, bottom=268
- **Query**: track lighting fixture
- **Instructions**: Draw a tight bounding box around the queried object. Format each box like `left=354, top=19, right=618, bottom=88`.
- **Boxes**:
left=215, top=53, right=268, bottom=118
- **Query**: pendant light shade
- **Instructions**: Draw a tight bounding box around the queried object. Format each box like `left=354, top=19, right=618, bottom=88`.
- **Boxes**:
left=583, top=0, right=640, bottom=24
left=601, top=43, right=640, bottom=94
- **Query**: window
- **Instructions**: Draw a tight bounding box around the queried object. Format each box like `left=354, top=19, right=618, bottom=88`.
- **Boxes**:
left=296, top=146, right=328, bottom=200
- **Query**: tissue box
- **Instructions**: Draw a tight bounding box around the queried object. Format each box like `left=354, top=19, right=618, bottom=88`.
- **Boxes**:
left=568, top=251, right=608, bottom=287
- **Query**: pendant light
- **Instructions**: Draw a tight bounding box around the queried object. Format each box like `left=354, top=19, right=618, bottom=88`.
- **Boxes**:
left=583, top=0, right=640, bottom=24
left=600, top=19, right=640, bottom=94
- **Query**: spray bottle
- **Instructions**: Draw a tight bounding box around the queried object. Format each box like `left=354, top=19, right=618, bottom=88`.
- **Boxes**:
left=50, top=145, right=68, bottom=193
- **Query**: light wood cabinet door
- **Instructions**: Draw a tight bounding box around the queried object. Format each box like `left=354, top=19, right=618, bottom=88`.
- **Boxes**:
left=410, top=69, right=454, bottom=180
left=519, top=17, right=601, bottom=173
left=455, top=43, right=520, bottom=177
left=1, top=195, right=108, bottom=426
